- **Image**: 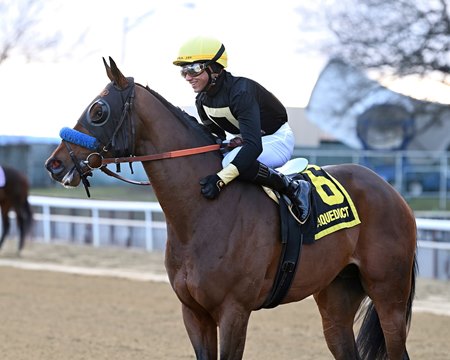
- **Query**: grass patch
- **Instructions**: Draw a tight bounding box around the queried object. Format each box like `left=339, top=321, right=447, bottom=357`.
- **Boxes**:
left=31, top=185, right=157, bottom=202
left=406, top=197, right=450, bottom=212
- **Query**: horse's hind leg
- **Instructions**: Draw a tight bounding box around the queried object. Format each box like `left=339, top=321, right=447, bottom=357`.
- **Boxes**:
left=182, top=304, right=218, bottom=359
left=358, top=253, right=415, bottom=360
left=0, top=208, right=10, bottom=249
left=16, top=209, right=26, bottom=252
left=357, top=228, right=416, bottom=359
left=364, top=283, right=411, bottom=359
left=314, top=267, right=366, bottom=360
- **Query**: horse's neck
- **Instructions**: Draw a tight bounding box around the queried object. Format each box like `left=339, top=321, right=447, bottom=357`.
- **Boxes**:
left=135, top=88, right=221, bottom=222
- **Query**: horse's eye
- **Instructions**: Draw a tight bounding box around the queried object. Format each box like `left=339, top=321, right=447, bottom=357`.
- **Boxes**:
left=87, top=100, right=110, bottom=126
left=94, top=109, right=103, bottom=120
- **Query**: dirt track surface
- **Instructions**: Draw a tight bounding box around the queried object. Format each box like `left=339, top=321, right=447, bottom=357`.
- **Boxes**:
left=0, top=241, right=449, bottom=360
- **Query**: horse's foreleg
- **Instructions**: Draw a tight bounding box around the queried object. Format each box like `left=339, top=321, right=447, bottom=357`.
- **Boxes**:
left=218, top=305, right=250, bottom=360
left=182, top=304, right=218, bottom=360
left=314, top=272, right=366, bottom=360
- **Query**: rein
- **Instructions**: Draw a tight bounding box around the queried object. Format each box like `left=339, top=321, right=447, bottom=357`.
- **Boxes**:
left=101, top=144, right=221, bottom=165
left=96, top=143, right=221, bottom=186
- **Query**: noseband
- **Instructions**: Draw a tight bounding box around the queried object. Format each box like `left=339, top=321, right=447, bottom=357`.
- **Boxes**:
left=62, top=140, right=94, bottom=197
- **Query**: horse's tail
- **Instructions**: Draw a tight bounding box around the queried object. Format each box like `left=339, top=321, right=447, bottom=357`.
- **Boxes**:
left=356, top=255, right=417, bottom=359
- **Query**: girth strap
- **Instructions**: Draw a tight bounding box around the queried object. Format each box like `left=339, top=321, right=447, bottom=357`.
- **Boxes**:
left=259, top=194, right=304, bottom=309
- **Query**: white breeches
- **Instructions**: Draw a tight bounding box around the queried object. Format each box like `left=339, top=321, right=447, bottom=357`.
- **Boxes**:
left=222, top=122, right=295, bottom=169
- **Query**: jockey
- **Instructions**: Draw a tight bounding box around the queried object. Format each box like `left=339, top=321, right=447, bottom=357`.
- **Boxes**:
left=173, top=36, right=311, bottom=222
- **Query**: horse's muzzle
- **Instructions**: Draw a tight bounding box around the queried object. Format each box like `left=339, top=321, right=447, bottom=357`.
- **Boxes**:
left=45, top=157, right=76, bottom=185
left=45, top=157, right=64, bottom=177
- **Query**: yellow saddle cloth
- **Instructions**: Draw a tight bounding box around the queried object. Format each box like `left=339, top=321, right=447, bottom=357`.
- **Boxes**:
left=264, top=164, right=361, bottom=241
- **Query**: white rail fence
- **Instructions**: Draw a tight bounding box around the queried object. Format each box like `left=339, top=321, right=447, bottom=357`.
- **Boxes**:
left=415, top=218, right=450, bottom=280
left=4, top=196, right=450, bottom=279
left=28, top=196, right=167, bottom=251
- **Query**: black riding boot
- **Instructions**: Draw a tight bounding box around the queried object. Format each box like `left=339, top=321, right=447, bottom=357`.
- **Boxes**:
left=252, top=163, right=311, bottom=222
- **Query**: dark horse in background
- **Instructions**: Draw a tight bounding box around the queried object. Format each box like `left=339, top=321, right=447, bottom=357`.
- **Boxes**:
left=0, top=165, right=33, bottom=253
left=45, top=58, right=417, bottom=360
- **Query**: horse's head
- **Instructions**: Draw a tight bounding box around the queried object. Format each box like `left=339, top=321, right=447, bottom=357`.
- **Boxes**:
left=45, top=57, right=137, bottom=195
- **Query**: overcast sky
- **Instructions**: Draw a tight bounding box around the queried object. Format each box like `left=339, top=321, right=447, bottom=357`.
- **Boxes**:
left=0, top=0, right=327, bottom=138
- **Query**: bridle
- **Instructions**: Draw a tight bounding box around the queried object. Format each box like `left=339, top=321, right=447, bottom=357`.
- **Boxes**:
left=62, top=140, right=95, bottom=197
left=61, top=81, right=220, bottom=197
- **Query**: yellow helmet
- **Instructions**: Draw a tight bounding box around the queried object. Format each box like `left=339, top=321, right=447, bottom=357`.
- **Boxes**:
left=173, top=36, right=227, bottom=68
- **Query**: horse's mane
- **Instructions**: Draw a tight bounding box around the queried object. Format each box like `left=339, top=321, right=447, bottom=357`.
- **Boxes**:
left=138, top=84, right=218, bottom=145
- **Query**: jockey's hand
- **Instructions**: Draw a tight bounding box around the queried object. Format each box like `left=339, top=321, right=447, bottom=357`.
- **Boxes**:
left=200, top=174, right=225, bottom=199
left=228, top=136, right=244, bottom=149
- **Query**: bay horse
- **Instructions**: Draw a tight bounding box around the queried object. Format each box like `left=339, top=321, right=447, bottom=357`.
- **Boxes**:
left=0, top=165, right=33, bottom=253
left=45, top=58, right=417, bottom=360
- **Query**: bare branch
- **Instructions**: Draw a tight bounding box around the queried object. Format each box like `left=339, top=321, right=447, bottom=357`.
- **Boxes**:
left=296, top=0, right=450, bottom=82
left=0, top=0, right=61, bottom=65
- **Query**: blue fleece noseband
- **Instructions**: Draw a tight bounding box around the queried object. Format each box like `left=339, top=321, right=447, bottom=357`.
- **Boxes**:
left=60, top=127, right=100, bottom=151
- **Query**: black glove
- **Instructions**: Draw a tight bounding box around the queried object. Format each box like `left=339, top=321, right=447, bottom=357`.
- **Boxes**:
left=199, top=174, right=225, bottom=199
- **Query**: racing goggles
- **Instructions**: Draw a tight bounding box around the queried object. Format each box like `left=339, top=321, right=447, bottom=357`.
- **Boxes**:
left=180, top=63, right=207, bottom=78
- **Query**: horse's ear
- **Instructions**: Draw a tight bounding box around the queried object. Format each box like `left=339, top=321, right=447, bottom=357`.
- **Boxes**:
left=108, top=56, right=129, bottom=89
left=103, top=57, right=114, bottom=82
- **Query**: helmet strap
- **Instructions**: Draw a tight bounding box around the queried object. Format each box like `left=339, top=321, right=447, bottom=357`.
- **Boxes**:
left=204, top=67, right=223, bottom=92
left=201, top=43, right=226, bottom=93
left=205, top=44, right=225, bottom=67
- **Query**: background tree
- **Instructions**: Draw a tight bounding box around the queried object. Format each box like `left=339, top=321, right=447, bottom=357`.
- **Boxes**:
left=297, top=0, right=450, bottom=83
left=0, top=0, right=60, bottom=65
left=300, top=0, right=450, bottom=152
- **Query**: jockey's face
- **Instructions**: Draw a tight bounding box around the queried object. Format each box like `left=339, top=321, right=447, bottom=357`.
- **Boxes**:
left=184, top=68, right=209, bottom=93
